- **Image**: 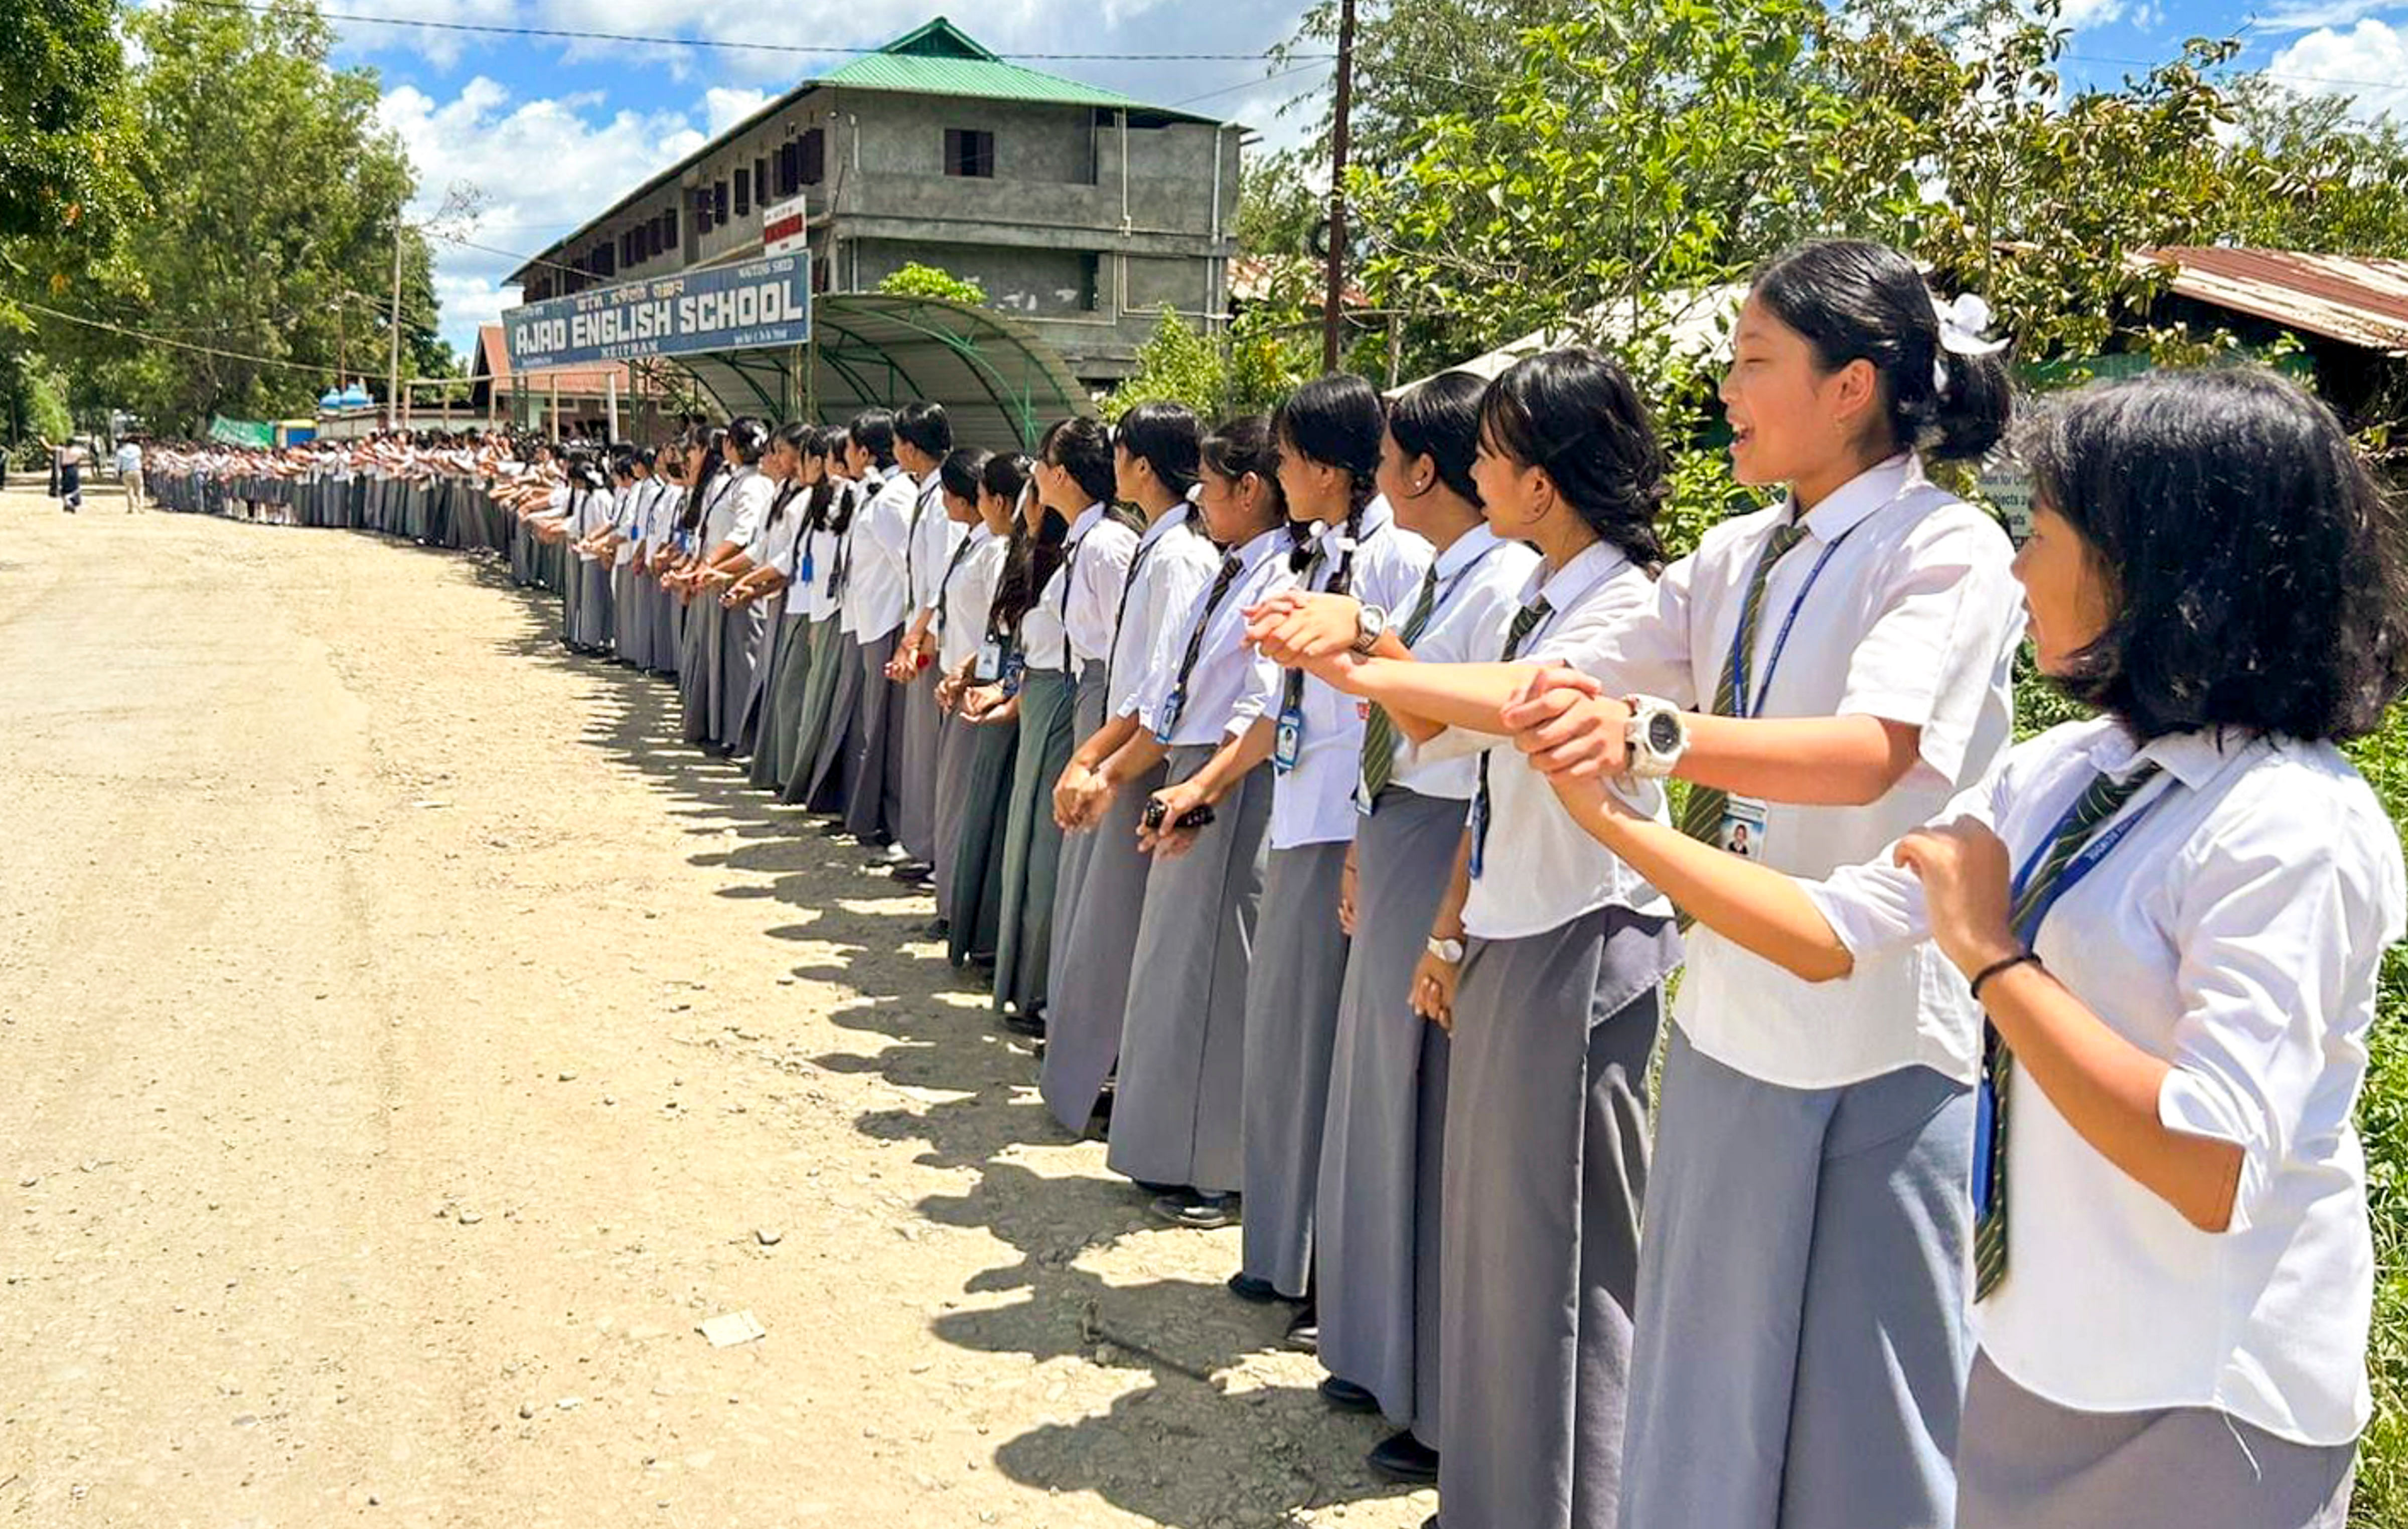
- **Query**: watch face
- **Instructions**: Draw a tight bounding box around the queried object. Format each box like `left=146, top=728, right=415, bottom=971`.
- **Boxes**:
left=1646, top=712, right=1683, bottom=751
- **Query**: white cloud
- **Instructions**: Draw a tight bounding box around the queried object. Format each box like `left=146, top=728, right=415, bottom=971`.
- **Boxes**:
left=2057, top=0, right=2132, bottom=29
left=702, top=86, right=769, bottom=136
left=2268, top=18, right=2408, bottom=122
left=378, top=77, right=709, bottom=350
left=2254, top=0, right=2406, bottom=33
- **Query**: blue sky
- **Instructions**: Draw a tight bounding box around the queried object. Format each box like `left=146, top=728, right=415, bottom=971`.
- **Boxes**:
left=336, top=0, right=2408, bottom=355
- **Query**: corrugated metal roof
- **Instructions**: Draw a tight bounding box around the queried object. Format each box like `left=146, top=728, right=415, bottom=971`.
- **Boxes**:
left=2137, top=247, right=2408, bottom=356
left=817, top=18, right=1159, bottom=112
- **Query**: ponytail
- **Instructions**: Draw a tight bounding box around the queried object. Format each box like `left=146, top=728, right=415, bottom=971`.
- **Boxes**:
left=1750, top=239, right=2012, bottom=466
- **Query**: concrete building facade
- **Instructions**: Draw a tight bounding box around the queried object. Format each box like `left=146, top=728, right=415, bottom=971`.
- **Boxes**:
left=506, top=18, right=1243, bottom=389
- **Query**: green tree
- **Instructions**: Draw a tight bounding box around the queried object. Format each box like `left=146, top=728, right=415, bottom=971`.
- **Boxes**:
left=29, top=0, right=438, bottom=432
left=875, top=261, right=987, bottom=306
left=0, top=0, right=142, bottom=259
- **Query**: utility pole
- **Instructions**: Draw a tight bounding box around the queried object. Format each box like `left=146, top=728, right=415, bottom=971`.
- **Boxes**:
left=1320, top=0, right=1355, bottom=374
left=387, top=216, right=404, bottom=433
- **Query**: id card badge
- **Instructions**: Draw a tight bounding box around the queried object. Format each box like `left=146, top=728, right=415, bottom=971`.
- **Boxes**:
left=1272, top=704, right=1304, bottom=774
left=1467, top=795, right=1489, bottom=879
left=1717, top=795, right=1769, bottom=861
left=973, top=638, right=1002, bottom=683
left=1153, top=687, right=1185, bottom=745
left=999, top=651, right=1027, bottom=698
left=797, top=550, right=815, bottom=584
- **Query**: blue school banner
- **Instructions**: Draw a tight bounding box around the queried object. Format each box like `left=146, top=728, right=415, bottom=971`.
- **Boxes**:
left=502, top=254, right=811, bottom=373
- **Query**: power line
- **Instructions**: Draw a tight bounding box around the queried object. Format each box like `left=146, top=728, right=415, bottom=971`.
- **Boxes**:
left=2065, top=50, right=2408, bottom=94
left=17, top=297, right=349, bottom=377
left=185, top=0, right=1333, bottom=62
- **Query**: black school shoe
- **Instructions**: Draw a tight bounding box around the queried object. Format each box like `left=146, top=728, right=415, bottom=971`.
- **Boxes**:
left=1000, top=1005, right=1046, bottom=1038
left=1283, top=1301, right=1319, bottom=1353
left=1150, top=1189, right=1239, bottom=1229
left=1317, top=1377, right=1380, bottom=1414
left=1368, top=1429, right=1439, bottom=1485
left=1226, top=1272, right=1283, bottom=1304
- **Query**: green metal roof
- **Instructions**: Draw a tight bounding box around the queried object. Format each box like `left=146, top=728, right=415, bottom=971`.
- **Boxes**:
left=816, top=18, right=1185, bottom=115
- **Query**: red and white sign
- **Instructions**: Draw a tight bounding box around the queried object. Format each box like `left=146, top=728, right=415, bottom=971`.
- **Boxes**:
left=762, top=196, right=808, bottom=258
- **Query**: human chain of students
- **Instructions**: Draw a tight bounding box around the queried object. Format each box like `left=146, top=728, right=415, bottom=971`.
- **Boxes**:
left=127, top=239, right=2408, bottom=1529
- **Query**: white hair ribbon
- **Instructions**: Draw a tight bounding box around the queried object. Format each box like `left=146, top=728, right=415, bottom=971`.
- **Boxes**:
left=1931, top=292, right=2007, bottom=396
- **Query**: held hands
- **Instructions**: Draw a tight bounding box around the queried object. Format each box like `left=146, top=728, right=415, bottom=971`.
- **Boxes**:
left=1244, top=591, right=1362, bottom=667
left=959, top=684, right=1008, bottom=723
left=1337, top=848, right=1359, bottom=937
left=1891, top=819, right=2023, bottom=978
left=1410, top=949, right=1459, bottom=1032
left=1499, top=666, right=1632, bottom=781
left=1054, top=761, right=1114, bottom=833
left=935, top=667, right=966, bottom=713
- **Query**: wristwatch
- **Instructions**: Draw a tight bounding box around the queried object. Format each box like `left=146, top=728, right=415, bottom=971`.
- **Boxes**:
left=1623, top=695, right=1691, bottom=779
left=1426, top=935, right=1465, bottom=965
left=1352, top=603, right=1389, bottom=655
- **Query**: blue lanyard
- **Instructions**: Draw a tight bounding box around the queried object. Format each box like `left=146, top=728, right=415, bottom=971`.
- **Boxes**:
left=2006, top=775, right=2170, bottom=942
left=1726, top=521, right=1864, bottom=719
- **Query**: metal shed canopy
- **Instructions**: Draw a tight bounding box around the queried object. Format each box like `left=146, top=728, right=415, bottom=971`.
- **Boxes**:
left=668, top=292, right=1094, bottom=450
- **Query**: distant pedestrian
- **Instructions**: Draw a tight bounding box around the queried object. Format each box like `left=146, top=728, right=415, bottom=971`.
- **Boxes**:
left=56, top=439, right=86, bottom=514
left=116, top=438, right=145, bottom=512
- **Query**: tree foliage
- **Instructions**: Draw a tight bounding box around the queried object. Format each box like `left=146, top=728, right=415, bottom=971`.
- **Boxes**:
left=0, top=0, right=141, bottom=258
left=875, top=261, right=987, bottom=306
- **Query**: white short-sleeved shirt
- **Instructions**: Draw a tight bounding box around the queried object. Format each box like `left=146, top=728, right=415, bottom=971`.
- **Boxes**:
left=1134, top=526, right=1296, bottom=745
left=1379, top=524, right=1545, bottom=804
left=906, top=472, right=961, bottom=617
left=719, top=468, right=775, bottom=558
left=1422, top=540, right=1671, bottom=939
left=694, top=466, right=745, bottom=549
left=843, top=468, right=917, bottom=641
left=1804, top=717, right=2403, bottom=1446
left=1107, top=500, right=1222, bottom=721
left=1039, top=503, right=1140, bottom=675
left=1581, top=454, right=2025, bottom=1088
left=937, top=524, right=1007, bottom=672
left=1270, top=500, right=1434, bottom=849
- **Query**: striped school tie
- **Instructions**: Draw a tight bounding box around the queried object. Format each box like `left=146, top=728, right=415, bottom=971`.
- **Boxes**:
left=1358, top=563, right=1444, bottom=806
left=1469, top=596, right=1552, bottom=875
left=1674, top=519, right=1812, bottom=849
left=1167, top=550, right=1249, bottom=701
left=1973, top=761, right=2163, bottom=1300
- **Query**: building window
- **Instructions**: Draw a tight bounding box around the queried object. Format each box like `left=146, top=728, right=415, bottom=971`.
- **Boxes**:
left=713, top=179, right=728, bottom=224
left=693, top=189, right=711, bottom=235
left=662, top=206, right=678, bottom=252
left=1080, top=251, right=1102, bottom=314
left=733, top=168, right=750, bottom=218
left=756, top=157, right=770, bottom=204
left=944, top=128, right=994, bottom=179
left=801, top=127, right=825, bottom=186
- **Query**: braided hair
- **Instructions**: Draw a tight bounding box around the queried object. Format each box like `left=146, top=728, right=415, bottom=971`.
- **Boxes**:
left=1273, top=374, right=1383, bottom=594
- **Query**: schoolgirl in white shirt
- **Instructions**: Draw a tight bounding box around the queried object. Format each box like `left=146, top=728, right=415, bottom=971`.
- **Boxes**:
left=724, top=424, right=809, bottom=761
left=1044, top=402, right=1215, bottom=1139
left=1221, top=374, right=1433, bottom=1326
left=1029, top=417, right=1141, bottom=1031
left=786, top=432, right=867, bottom=816
left=1534, top=365, right=2407, bottom=1529
left=839, top=409, right=918, bottom=848
left=1105, top=414, right=1297, bottom=1220
left=1503, top=241, right=2027, bottom=1529
left=665, top=427, right=732, bottom=744
left=739, top=425, right=835, bottom=792
left=683, top=419, right=776, bottom=755
left=1245, top=369, right=1542, bottom=1485
left=1281, top=350, right=1677, bottom=1529
left=922, top=446, right=1002, bottom=935
left=944, top=452, right=1043, bottom=971
left=885, top=402, right=962, bottom=879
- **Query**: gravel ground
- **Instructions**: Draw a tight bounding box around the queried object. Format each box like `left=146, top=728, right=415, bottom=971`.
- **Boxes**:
left=0, top=483, right=1435, bottom=1529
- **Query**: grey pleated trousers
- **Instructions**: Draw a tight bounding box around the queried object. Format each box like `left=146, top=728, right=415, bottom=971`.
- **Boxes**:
left=843, top=632, right=908, bottom=842
left=1316, top=786, right=1466, bottom=1441
left=1240, top=838, right=1352, bottom=1297
left=1439, top=906, right=1679, bottom=1529
left=1617, top=1027, right=1973, bottom=1529
left=990, top=669, right=1076, bottom=1016
left=791, top=627, right=860, bottom=814
left=1105, top=751, right=1274, bottom=1196
left=1045, top=662, right=1111, bottom=989
left=750, top=615, right=814, bottom=791
left=896, top=664, right=943, bottom=862
left=945, top=716, right=1019, bottom=967
left=1037, top=757, right=1165, bottom=1135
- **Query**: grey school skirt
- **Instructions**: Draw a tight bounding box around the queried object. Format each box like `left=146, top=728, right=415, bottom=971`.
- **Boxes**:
left=790, top=624, right=860, bottom=814
left=1439, top=903, right=1680, bottom=1529
left=1956, top=1352, right=2354, bottom=1529
left=679, top=596, right=719, bottom=745
left=749, top=614, right=813, bottom=791
left=1037, top=754, right=1166, bottom=1135
left=990, top=668, right=1076, bottom=1016
left=1315, top=786, right=1466, bottom=1439
left=1045, top=661, right=1111, bottom=986
left=1104, top=751, right=1275, bottom=1197
left=896, top=662, right=944, bottom=863
left=945, top=712, right=1020, bottom=968
left=931, top=695, right=980, bottom=924
left=1239, top=837, right=1352, bottom=1297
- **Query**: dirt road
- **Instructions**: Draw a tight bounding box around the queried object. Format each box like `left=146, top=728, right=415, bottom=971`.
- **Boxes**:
left=0, top=485, right=1434, bottom=1529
